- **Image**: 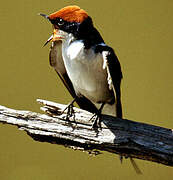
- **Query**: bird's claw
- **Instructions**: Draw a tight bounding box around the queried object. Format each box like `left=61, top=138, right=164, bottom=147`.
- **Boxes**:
left=90, top=113, right=102, bottom=129
left=66, top=103, right=75, bottom=121
left=61, top=102, right=75, bottom=121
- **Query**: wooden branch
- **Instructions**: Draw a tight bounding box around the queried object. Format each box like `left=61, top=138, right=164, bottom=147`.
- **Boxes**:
left=0, top=99, right=172, bottom=167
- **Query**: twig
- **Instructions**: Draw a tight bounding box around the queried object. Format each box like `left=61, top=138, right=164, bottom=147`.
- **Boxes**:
left=0, top=99, right=172, bottom=167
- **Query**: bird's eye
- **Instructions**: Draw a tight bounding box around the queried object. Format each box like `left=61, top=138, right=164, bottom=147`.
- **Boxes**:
left=58, top=18, right=64, bottom=26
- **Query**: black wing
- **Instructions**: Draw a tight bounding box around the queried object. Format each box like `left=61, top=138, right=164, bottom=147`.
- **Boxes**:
left=96, top=45, right=123, bottom=118
left=49, top=41, right=98, bottom=114
left=105, top=48, right=123, bottom=118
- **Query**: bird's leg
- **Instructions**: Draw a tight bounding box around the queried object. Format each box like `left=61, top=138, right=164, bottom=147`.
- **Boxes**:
left=90, top=103, right=105, bottom=129
left=61, top=97, right=77, bottom=121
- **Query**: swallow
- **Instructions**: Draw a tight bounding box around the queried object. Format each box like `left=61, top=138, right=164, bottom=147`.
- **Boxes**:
left=39, top=5, right=123, bottom=126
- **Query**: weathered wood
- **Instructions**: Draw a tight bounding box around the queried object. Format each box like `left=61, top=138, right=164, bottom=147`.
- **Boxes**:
left=0, top=99, right=172, bottom=167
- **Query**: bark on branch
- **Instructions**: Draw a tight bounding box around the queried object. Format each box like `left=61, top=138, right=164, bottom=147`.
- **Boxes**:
left=0, top=99, right=172, bottom=167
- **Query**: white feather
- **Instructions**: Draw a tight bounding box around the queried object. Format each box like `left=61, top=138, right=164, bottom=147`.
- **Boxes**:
left=66, top=40, right=84, bottom=60
left=102, top=51, right=113, bottom=90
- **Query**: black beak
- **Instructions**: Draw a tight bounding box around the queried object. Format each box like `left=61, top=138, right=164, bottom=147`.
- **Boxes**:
left=38, top=13, right=49, bottom=20
left=38, top=13, right=53, bottom=47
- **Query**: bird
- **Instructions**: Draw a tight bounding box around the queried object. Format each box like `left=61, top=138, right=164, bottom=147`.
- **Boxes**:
left=39, top=5, right=141, bottom=174
left=39, top=5, right=123, bottom=126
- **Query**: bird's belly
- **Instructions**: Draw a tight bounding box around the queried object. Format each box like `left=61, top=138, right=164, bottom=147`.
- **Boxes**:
left=64, top=55, right=112, bottom=103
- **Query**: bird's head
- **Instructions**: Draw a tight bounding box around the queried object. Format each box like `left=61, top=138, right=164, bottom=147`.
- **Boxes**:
left=39, top=5, right=92, bottom=46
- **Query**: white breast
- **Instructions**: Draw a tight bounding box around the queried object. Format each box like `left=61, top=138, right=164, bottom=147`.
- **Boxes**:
left=66, top=41, right=85, bottom=60
left=62, top=40, right=113, bottom=103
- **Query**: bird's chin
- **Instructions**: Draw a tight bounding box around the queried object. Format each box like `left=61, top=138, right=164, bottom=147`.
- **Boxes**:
left=52, top=29, right=66, bottom=43
left=43, top=32, right=64, bottom=46
left=52, top=35, right=64, bottom=41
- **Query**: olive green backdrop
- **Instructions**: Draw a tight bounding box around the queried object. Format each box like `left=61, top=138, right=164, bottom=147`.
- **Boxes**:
left=0, top=0, right=172, bottom=179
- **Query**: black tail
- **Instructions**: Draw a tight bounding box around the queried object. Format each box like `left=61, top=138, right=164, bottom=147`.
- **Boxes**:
left=115, top=82, right=123, bottom=118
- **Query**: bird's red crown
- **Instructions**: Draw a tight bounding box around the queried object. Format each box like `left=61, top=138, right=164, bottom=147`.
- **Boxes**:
left=48, top=5, right=88, bottom=23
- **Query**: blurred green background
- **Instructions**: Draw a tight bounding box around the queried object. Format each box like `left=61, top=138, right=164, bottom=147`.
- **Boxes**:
left=0, top=0, right=173, bottom=179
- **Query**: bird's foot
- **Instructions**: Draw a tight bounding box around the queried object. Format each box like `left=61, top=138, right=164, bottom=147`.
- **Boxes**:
left=61, top=99, right=76, bottom=121
left=90, top=113, right=102, bottom=130
left=65, top=103, right=75, bottom=121
left=89, top=103, right=105, bottom=130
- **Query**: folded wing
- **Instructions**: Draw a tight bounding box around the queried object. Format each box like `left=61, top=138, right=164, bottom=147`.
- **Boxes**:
left=102, top=47, right=123, bottom=118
